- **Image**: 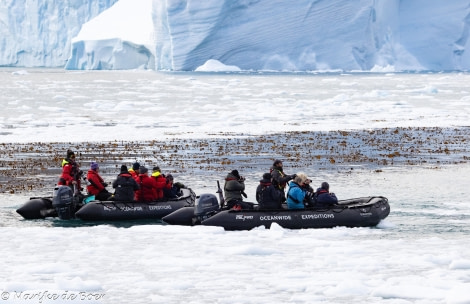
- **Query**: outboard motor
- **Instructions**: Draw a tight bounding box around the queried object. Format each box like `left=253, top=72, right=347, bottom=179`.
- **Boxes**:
left=194, top=193, right=219, bottom=224
left=52, top=185, right=76, bottom=220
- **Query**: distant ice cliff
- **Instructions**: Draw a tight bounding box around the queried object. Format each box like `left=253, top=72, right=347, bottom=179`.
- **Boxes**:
left=0, top=0, right=118, bottom=67
left=2, top=0, right=470, bottom=72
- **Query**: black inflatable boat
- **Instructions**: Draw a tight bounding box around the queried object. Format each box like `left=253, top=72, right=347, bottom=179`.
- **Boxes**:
left=75, top=188, right=196, bottom=221
left=17, top=186, right=196, bottom=221
left=162, top=194, right=390, bottom=230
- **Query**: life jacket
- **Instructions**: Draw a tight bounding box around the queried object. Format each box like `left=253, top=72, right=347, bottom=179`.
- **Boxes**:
left=58, top=158, right=80, bottom=186
left=129, top=169, right=139, bottom=183
left=270, top=168, right=287, bottom=189
left=152, top=171, right=166, bottom=199
left=135, top=174, right=157, bottom=202
left=86, top=169, right=105, bottom=195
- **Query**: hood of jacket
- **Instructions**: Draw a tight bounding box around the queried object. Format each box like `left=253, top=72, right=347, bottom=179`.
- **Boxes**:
left=225, top=172, right=239, bottom=181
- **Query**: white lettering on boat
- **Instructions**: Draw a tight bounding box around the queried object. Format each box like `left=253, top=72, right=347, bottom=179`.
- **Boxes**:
left=149, top=205, right=172, bottom=210
left=235, top=214, right=254, bottom=221
left=104, top=206, right=143, bottom=212
left=259, top=215, right=291, bottom=221
left=301, top=214, right=335, bottom=220
left=122, top=206, right=143, bottom=211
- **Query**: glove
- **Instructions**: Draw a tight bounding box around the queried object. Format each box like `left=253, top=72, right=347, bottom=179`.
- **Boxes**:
left=241, top=191, right=248, bottom=198
left=290, top=174, right=296, bottom=180
left=102, top=182, right=108, bottom=187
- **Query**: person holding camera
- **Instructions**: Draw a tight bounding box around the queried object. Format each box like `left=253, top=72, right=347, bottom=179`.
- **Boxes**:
left=58, top=149, right=83, bottom=194
left=286, top=173, right=310, bottom=209
left=163, top=174, right=185, bottom=199
left=86, top=161, right=112, bottom=201
left=301, top=178, right=316, bottom=208
left=223, top=169, right=251, bottom=210
left=270, top=159, right=296, bottom=202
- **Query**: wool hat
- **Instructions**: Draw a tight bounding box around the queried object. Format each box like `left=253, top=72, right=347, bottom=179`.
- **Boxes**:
left=67, top=150, right=75, bottom=158
left=120, top=165, right=128, bottom=174
left=90, top=162, right=99, bottom=170
left=132, top=162, right=140, bottom=170
left=139, top=166, right=148, bottom=174
left=262, top=173, right=272, bottom=180
left=273, top=159, right=282, bottom=166
left=152, top=166, right=161, bottom=172
left=321, top=182, right=329, bottom=190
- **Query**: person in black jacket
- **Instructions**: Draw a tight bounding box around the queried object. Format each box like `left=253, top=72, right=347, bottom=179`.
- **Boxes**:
left=163, top=174, right=185, bottom=199
left=256, top=173, right=283, bottom=210
left=270, top=159, right=295, bottom=202
left=315, top=182, right=338, bottom=207
left=301, top=178, right=315, bottom=208
left=112, top=165, right=140, bottom=201
left=223, top=170, right=252, bottom=210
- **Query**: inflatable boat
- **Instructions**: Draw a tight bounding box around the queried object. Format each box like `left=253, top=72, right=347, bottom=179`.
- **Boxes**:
left=75, top=187, right=196, bottom=221
left=16, top=186, right=196, bottom=221
left=162, top=194, right=390, bottom=230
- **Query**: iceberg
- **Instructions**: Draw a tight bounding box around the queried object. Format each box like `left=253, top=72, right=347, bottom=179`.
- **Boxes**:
left=0, top=0, right=118, bottom=67
left=2, top=0, right=470, bottom=72
left=65, top=0, right=156, bottom=69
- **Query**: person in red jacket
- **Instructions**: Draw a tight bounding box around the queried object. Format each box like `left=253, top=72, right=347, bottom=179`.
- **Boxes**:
left=86, top=162, right=111, bottom=201
left=129, top=162, right=140, bottom=181
left=152, top=166, right=166, bottom=200
left=135, top=166, right=157, bottom=202
left=58, top=149, right=83, bottom=193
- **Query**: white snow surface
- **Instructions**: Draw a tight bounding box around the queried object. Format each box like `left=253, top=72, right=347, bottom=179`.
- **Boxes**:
left=3, top=0, right=470, bottom=71
left=0, top=217, right=469, bottom=304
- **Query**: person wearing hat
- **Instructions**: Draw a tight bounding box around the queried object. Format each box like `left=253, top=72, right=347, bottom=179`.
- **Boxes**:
left=135, top=166, right=158, bottom=202
left=151, top=166, right=166, bottom=200
left=86, top=161, right=112, bottom=201
left=112, top=165, right=140, bottom=201
left=301, top=178, right=316, bottom=208
left=58, top=149, right=82, bottom=193
left=315, top=182, right=338, bottom=207
left=270, top=159, right=296, bottom=203
left=223, top=169, right=251, bottom=210
left=286, top=172, right=310, bottom=209
left=256, top=172, right=283, bottom=210
left=129, top=162, right=140, bottom=180
left=162, top=174, right=184, bottom=199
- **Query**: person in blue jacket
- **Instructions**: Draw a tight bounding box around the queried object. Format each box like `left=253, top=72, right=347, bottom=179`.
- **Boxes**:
left=286, top=173, right=310, bottom=209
